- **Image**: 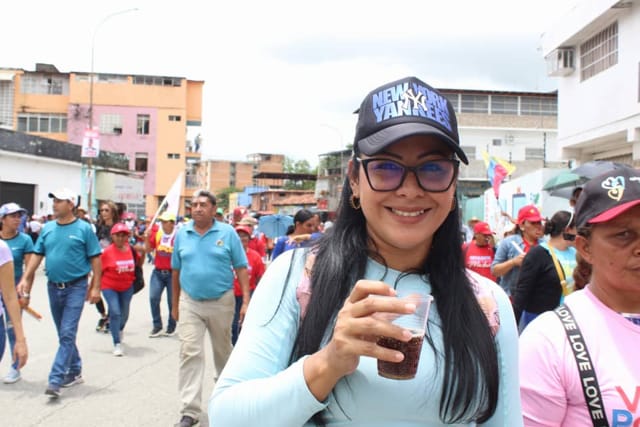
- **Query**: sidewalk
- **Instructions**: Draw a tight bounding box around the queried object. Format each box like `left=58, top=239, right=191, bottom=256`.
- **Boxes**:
left=0, top=264, right=216, bottom=427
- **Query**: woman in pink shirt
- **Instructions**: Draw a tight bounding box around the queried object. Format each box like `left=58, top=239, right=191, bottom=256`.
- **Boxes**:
left=520, top=166, right=640, bottom=426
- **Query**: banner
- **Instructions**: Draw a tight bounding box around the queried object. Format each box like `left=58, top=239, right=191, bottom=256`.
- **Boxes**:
left=482, top=151, right=516, bottom=199
left=149, top=172, right=183, bottom=225
left=81, top=127, right=100, bottom=158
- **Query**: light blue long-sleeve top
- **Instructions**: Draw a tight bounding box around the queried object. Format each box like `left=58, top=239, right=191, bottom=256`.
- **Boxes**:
left=209, top=250, right=522, bottom=427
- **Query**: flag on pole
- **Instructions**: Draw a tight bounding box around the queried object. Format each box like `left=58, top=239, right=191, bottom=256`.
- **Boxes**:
left=482, top=151, right=516, bottom=199
left=149, top=172, right=183, bottom=226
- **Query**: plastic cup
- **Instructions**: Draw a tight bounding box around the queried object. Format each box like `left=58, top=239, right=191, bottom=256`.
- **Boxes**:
left=375, top=294, right=433, bottom=380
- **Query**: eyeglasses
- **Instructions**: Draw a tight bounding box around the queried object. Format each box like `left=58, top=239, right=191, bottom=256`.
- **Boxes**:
left=356, top=158, right=459, bottom=192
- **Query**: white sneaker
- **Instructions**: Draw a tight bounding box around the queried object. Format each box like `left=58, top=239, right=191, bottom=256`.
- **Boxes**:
left=113, top=344, right=124, bottom=357
left=3, top=367, right=21, bottom=384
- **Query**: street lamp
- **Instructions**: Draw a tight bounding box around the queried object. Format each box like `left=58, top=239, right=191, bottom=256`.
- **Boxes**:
left=85, top=7, right=139, bottom=215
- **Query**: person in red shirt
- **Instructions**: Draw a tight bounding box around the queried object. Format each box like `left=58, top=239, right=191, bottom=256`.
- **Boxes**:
left=463, top=221, right=497, bottom=282
left=231, top=225, right=265, bottom=345
left=238, top=216, right=267, bottom=259
left=100, top=223, right=140, bottom=357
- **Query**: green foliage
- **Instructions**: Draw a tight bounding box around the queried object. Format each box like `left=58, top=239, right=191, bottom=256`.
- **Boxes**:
left=215, top=186, right=240, bottom=210
left=283, top=157, right=317, bottom=190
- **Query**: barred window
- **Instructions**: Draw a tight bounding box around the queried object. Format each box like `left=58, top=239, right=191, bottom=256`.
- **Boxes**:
left=132, top=75, right=182, bottom=87
left=17, top=113, right=67, bottom=133
left=100, top=114, right=123, bottom=134
left=21, top=75, right=68, bottom=95
left=491, top=95, right=518, bottom=115
left=525, top=148, right=545, bottom=160
left=168, top=115, right=182, bottom=122
left=460, top=94, right=488, bottom=113
left=520, top=97, right=557, bottom=116
left=444, top=93, right=459, bottom=113
left=580, top=22, right=618, bottom=81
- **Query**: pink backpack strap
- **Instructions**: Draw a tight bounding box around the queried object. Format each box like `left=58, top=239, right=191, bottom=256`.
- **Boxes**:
left=296, top=253, right=315, bottom=320
left=470, top=275, right=501, bottom=337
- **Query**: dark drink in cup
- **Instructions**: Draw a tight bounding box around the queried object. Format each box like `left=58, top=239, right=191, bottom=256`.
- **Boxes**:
left=377, top=330, right=424, bottom=380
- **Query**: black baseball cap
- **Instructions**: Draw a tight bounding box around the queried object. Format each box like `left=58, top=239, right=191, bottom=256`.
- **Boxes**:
left=353, top=76, right=468, bottom=164
left=575, top=165, right=640, bottom=228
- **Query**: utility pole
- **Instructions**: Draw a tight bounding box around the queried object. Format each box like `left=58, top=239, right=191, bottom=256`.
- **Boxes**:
left=84, top=8, right=139, bottom=215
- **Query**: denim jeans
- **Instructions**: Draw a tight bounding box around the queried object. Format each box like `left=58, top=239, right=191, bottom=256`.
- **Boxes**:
left=102, top=286, right=134, bottom=345
left=149, top=269, right=175, bottom=330
left=47, top=279, right=87, bottom=387
left=0, top=314, right=6, bottom=364
left=231, top=291, right=253, bottom=345
left=0, top=295, right=18, bottom=369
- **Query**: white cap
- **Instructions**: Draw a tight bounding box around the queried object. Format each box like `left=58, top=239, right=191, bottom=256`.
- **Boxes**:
left=48, top=188, right=77, bottom=206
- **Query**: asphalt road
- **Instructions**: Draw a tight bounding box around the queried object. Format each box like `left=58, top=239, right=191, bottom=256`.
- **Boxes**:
left=0, top=263, right=216, bottom=427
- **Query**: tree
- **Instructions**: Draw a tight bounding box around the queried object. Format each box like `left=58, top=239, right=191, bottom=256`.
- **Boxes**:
left=215, top=186, right=240, bottom=211
left=283, top=157, right=317, bottom=190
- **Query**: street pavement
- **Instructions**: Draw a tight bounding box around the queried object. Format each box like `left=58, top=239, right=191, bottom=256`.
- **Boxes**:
left=0, top=263, right=216, bottom=427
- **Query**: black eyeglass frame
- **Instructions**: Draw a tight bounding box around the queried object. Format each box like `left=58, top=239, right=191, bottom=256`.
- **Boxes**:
left=355, top=157, right=460, bottom=193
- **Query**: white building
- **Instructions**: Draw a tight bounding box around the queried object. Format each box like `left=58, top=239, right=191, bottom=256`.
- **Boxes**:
left=541, top=0, right=640, bottom=165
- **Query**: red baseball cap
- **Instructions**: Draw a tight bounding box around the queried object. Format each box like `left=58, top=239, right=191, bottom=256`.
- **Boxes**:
left=517, top=205, right=542, bottom=224
left=473, top=221, right=494, bottom=235
left=235, top=225, right=253, bottom=236
left=110, top=223, right=130, bottom=235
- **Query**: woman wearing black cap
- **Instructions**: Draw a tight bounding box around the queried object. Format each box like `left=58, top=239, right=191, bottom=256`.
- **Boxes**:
left=209, top=77, right=521, bottom=426
left=520, top=166, right=640, bottom=426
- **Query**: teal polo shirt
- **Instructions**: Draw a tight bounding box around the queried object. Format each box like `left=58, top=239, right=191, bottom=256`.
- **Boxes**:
left=172, top=220, right=248, bottom=300
left=1, top=232, right=34, bottom=282
left=34, top=219, right=102, bottom=283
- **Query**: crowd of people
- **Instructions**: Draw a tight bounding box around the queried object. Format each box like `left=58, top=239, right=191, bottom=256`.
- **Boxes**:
left=0, top=75, right=638, bottom=427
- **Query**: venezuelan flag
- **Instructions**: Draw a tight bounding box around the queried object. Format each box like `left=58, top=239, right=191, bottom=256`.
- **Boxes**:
left=482, top=151, right=516, bottom=198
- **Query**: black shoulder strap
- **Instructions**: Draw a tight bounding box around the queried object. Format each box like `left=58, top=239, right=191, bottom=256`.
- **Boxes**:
left=553, top=305, right=610, bottom=427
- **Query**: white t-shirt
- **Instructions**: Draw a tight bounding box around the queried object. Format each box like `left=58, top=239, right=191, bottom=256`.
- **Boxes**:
left=520, top=287, right=640, bottom=426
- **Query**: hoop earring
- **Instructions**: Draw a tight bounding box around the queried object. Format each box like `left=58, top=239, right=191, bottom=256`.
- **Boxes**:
left=349, top=195, right=361, bottom=210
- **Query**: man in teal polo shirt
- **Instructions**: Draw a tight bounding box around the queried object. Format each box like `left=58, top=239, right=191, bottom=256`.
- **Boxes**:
left=18, top=188, right=102, bottom=399
left=171, top=190, right=249, bottom=427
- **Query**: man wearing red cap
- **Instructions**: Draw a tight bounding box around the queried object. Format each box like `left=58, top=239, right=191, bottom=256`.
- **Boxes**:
left=463, top=222, right=497, bottom=282
left=491, top=204, right=544, bottom=296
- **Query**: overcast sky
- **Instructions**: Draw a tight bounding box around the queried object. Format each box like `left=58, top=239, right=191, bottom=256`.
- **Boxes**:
left=3, top=0, right=578, bottom=166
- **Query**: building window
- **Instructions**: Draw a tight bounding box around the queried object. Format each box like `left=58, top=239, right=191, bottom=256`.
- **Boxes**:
left=20, top=74, right=68, bottom=95
left=132, top=75, right=182, bottom=87
left=100, top=114, right=123, bottom=134
left=135, top=153, right=148, bottom=172
left=168, top=115, right=182, bottom=122
left=580, top=21, right=618, bottom=81
left=520, top=97, right=557, bottom=116
left=461, top=145, right=476, bottom=159
left=444, top=93, right=460, bottom=113
left=525, top=148, right=545, bottom=160
left=460, top=94, right=489, bottom=114
left=17, top=113, right=67, bottom=133
left=167, top=153, right=181, bottom=159
left=491, top=95, right=518, bottom=114
left=492, top=139, right=502, bottom=146
left=137, top=114, right=150, bottom=135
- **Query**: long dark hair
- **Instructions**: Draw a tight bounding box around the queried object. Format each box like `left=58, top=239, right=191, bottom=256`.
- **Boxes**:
left=291, top=156, right=499, bottom=424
